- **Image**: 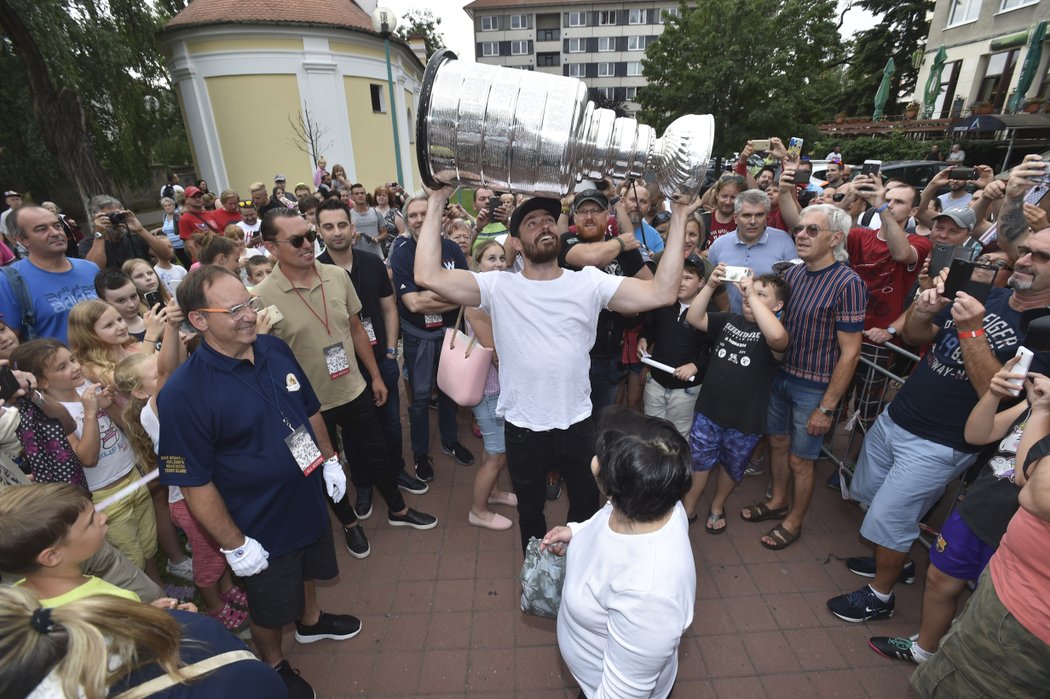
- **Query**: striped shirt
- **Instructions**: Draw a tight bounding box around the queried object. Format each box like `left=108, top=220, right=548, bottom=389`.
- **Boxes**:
left=781, top=261, right=867, bottom=387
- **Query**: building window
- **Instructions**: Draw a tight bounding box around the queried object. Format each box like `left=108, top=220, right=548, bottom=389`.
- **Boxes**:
left=481, top=16, right=497, bottom=31
left=568, top=12, right=586, bottom=27
left=369, top=84, right=385, bottom=113
left=625, top=86, right=638, bottom=100
left=567, top=38, right=585, bottom=53
left=538, top=52, right=559, bottom=67
left=511, top=40, right=529, bottom=55
left=661, top=7, right=680, bottom=22
left=510, top=14, right=527, bottom=29
left=568, top=63, right=585, bottom=77
left=598, top=62, right=614, bottom=77
left=598, top=87, right=614, bottom=101
left=626, top=62, right=643, bottom=76
left=538, top=28, right=559, bottom=42
left=946, top=0, right=980, bottom=26
left=516, top=65, right=534, bottom=71
left=999, top=0, right=1038, bottom=10
left=629, top=9, right=648, bottom=24
left=628, top=36, right=646, bottom=51
left=598, top=37, right=614, bottom=52
left=598, top=10, right=616, bottom=25
left=481, top=42, right=499, bottom=57
left=977, top=49, right=1019, bottom=111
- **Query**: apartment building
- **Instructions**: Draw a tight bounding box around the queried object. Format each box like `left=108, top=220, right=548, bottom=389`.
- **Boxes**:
left=914, top=0, right=1048, bottom=115
left=463, top=0, right=687, bottom=114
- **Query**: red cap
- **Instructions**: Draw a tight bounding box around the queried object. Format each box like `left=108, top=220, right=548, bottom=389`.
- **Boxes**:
left=184, top=186, right=203, bottom=198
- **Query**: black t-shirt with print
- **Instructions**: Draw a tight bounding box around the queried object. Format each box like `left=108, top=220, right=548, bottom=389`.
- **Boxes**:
left=957, top=407, right=1027, bottom=548
left=317, top=249, right=392, bottom=362
left=694, top=312, right=778, bottom=435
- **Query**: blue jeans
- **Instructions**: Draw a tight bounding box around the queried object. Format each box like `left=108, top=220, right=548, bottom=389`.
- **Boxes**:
left=402, top=330, right=458, bottom=456
left=589, top=355, right=625, bottom=422
left=348, top=356, right=405, bottom=489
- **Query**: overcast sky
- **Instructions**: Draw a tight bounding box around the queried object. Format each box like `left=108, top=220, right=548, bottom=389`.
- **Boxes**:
left=372, top=1, right=879, bottom=63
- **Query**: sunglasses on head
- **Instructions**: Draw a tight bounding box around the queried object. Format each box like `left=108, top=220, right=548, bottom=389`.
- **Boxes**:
left=275, top=229, right=318, bottom=249
left=790, top=224, right=830, bottom=237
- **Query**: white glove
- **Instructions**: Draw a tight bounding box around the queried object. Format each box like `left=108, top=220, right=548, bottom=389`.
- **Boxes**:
left=323, top=455, right=347, bottom=502
left=221, top=536, right=269, bottom=577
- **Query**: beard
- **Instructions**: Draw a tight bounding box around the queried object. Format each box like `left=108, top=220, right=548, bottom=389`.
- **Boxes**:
left=1008, top=267, right=1034, bottom=291
left=521, top=233, right=559, bottom=264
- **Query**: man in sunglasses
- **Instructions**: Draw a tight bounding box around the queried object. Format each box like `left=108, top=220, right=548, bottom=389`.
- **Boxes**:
left=254, top=208, right=437, bottom=558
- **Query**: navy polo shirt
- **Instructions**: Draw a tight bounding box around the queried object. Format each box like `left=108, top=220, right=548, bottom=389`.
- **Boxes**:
left=157, top=333, right=328, bottom=557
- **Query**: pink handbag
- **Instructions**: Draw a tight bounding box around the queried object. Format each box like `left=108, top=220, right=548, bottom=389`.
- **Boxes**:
left=437, top=308, right=494, bottom=407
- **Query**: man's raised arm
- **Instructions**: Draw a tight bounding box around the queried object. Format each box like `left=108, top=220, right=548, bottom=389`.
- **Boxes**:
left=413, top=187, right=482, bottom=308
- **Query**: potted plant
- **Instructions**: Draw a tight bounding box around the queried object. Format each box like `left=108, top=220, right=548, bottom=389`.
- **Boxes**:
left=904, top=101, right=920, bottom=119
left=973, top=101, right=994, bottom=115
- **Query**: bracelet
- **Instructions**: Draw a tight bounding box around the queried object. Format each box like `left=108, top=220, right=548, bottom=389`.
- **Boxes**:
left=958, top=328, right=985, bottom=339
left=144, top=337, right=158, bottom=344
left=615, top=237, right=625, bottom=254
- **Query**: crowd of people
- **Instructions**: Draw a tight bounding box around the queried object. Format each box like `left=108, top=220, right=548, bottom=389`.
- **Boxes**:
left=0, top=141, right=1048, bottom=698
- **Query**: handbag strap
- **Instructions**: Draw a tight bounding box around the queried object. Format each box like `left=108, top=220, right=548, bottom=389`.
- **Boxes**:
left=447, top=307, right=480, bottom=357
left=112, top=650, right=259, bottom=699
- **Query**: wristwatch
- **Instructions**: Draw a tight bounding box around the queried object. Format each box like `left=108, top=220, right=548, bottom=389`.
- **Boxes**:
left=817, top=406, right=836, bottom=417
left=386, top=347, right=398, bottom=359
left=94, top=231, right=104, bottom=239
left=886, top=326, right=897, bottom=337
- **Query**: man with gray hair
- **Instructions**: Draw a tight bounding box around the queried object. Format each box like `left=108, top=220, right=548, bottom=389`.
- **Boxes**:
left=740, top=204, right=866, bottom=551
left=80, top=194, right=169, bottom=269
left=706, top=188, right=796, bottom=313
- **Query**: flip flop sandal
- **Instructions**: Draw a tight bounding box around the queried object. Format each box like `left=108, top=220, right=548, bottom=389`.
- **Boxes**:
left=222, top=586, right=248, bottom=608
left=210, top=602, right=249, bottom=632
left=760, top=523, right=801, bottom=550
left=740, top=501, right=789, bottom=523
left=705, top=512, right=727, bottom=535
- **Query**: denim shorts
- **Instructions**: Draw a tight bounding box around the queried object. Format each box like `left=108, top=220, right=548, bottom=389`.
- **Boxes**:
left=472, top=393, right=505, bottom=454
left=765, top=373, right=826, bottom=460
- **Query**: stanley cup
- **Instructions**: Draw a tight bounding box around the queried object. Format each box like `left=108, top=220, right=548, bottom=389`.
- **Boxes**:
left=416, top=50, right=715, bottom=198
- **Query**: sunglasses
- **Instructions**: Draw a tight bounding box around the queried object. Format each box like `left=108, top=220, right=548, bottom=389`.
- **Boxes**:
left=653, top=212, right=672, bottom=225
left=790, top=224, right=833, bottom=237
left=273, top=229, right=318, bottom=249
left=238, top=200, right=255, bottom=208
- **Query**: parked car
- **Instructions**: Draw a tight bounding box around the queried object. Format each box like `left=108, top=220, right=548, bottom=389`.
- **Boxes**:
left=864, top=160, right=953, bottom=189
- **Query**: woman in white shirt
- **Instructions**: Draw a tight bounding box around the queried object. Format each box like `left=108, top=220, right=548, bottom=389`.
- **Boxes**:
left=543, top=407, right=696, bottom=699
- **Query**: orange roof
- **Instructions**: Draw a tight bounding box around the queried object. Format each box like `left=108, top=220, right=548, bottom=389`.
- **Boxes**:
left=165, top=0, right=373, bottom=32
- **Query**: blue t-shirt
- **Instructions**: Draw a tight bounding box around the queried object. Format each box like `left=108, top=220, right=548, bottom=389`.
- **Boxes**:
left=636, top=219, right=665, bottom=256
left=707, top=227, right=797, bottom=313
left=0, top=257, right=99, bottom=342
left=889, top=288, right=1050, bottom=452
left=390, top=235, right=468, bottom=331
left=157, top=334, right=327, bottom=557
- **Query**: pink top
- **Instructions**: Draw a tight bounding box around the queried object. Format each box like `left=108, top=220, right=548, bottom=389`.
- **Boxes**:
left=989, top=506, right=1050, bottom=644
left=0, top=240, right=16, bottom=266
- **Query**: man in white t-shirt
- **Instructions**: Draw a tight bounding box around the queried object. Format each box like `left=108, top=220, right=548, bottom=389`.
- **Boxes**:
left=414, top=186, right=699, bottom=552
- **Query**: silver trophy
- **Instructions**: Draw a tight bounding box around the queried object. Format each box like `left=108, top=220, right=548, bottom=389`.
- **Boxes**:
left=416, top=50, right=714, bottom=198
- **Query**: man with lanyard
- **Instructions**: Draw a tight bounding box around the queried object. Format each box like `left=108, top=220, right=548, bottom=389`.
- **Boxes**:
left=177, top=185, right=219, bottom=260
left=414, top=184, right=699, bottom=553
left=313, top=199, right=431, bottom=517
left=255, top=208, right=437, bottom=556
left=390, top=193, right=475, bottom=483
left=158, top=266, right=358, bottom=699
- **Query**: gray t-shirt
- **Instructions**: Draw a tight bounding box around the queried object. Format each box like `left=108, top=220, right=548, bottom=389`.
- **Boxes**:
left=350, top=207, right=385, bottom=259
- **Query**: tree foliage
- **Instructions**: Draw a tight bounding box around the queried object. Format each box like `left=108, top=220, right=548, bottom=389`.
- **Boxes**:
left=833, top=0, right=932, bottom=118
left=0, top=0, right=190, bottom=212
left=638, top=0, right=842, bottom=156
left=395, top=9, right=445, bottom=60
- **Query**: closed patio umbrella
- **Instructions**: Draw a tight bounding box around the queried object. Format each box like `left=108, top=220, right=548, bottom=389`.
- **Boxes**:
left=873, top=57, right=895, bottom=122
left=922, top=46, right=948, bottom=118
left=1006, top=21, right=1047, bottom=113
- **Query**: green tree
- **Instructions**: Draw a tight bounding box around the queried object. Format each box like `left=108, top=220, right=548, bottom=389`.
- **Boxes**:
left=638, top=0, right=842, bottom=155
left=396, top=9, right=445, bottom=60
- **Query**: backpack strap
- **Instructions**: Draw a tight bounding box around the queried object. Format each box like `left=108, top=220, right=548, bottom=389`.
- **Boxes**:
left=112, top=650, right=259, bottom=699
left=1, top=265, right=35, bottom=340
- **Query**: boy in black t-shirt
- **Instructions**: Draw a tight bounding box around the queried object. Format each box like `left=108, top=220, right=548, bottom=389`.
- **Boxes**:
left=683, top=264, right=790, bottom=533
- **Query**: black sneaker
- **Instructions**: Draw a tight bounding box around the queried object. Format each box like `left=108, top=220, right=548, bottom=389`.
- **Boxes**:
left=397, top=470, right=429, bottom=495
left=846, top=556, right=916, bottom=584
left=388, top=507, right=438, bottom=530
left=441, top=440, right=475, bottom=465
left=354, top=487, right=373, bottom=520
left=274, top=660, right=316, bottom=699
left=414, top=454, right=435, bottom=482
left=868, top=636, right=920, bottom=664
left=545, top=471, right=561, bottom=500
left=827, top=585, right=895, bottom=623
left=343, top=524, right=370, bottom=559
left=295, top=611, right=362, bottom=644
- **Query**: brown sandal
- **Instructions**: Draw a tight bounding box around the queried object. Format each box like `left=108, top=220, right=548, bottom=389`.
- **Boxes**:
left=760, top=523, right=801, bottom=550
left=740, top=501, right=788, bottom=523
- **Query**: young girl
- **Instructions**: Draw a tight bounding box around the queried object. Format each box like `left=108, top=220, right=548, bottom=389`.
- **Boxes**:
left=465, top=240, right=516, bottom=530
left=69, top=299, right=165, bottom=388
left=93, top=271, right=167, bottom=348
left=123, top=257, right=173, bottom=312
left=114, top=316, right=247, bottom=631
left=191, top=230, right=242, bottom=275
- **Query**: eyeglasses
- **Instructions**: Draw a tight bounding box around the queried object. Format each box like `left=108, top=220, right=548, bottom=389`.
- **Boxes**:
left=575, top=207, right=604, bottom=217
left=196, top=296, right=264, bottom=320
left=976, top=256, right=1013, bottom=271
left=652, top=212, right=672, bottom=226
left=272, top=229, right=318, bottom=249
left=790, top=224, right=834, bottom=237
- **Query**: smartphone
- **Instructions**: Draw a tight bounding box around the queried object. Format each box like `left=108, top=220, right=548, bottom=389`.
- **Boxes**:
left=0, top=366, right=22, bottom=402
left=792, top=170, right=812, bottom=185
left=1008, top=346, right=1034, bottom=397
left=750, top=139, right=771, bottom=152
left=264, top=304, right=284, bottom=325
left=144, top=291, right=161, bottom=309
left=723, top=266, right=751, bottom=282
left=944, top=259, right=996, bottom=303
left=786, top=137, right=803, bottom=161
left=928, top=242, right=979, bottom=277
left=861, top=160, right=882, bottom=176
left=948, top=166, right=978, bottom=181
left=1028, top=159, right=1050, bottom=186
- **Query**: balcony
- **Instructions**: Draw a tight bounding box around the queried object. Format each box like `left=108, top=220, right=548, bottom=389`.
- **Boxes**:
left=537, top=28, right=560, bottom=43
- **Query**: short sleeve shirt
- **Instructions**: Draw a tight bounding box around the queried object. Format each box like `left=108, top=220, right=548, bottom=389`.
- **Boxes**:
left=157, top=334, right=328, bottom=556
left=177, top=210, right=219, bottom=242
left=0, top=257, right=98, bottom=342
left=317, top=248, right=393, bottom=361
left=847, top=227, right=932, bottom=330
left=707, top=228, right=798, bottom=313
left=695, top=313, right=778, bottom=434
left=390, top=236, right=468, bottom=331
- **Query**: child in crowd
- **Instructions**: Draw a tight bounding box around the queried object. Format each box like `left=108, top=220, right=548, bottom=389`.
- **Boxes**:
left=684, top=264, right=789, bottom=533
left=123, top=257, right=173, bottom=312
left=0, top=482, right=190, bottom=611
left=93, top=271, right=166, bottom=348
left=191, top=230, right=242, bottom=275
left=69, top=298, right=167, bottom=387
left=246, top=254, right=274, bottom=286
left=638, top=255, right=710, bottom=439
left=465, top=240, right=517, bottom=530
left=0, top=320, right=17, bottom=362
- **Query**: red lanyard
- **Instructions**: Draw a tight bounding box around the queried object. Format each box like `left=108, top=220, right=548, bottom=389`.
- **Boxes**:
left=290, top=270, right=332, bottom=337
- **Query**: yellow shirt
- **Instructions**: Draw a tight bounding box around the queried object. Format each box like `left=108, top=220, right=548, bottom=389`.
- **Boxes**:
left=17, top=575, right=141, bottom=607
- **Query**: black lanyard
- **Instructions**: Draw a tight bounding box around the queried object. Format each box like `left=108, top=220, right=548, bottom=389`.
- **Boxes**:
left=225, top=359, right=296, bottom=434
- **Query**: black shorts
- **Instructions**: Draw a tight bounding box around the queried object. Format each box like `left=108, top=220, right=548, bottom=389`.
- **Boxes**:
left=241, top=524, right=338, bottom=628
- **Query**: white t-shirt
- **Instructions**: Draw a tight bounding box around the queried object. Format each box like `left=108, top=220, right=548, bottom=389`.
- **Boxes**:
left=236, top=219, right=262, bottom=240
left=474, top=266, right=623, bottom=431
left=154, top=263, right=187, bottom=295
left=938, top=191, right=973, bottom=210
left=160, top=184, right=185, bottom=199
left=59, top=384, right=136, bottom=490
left=559, top=502, right=696, bottom=699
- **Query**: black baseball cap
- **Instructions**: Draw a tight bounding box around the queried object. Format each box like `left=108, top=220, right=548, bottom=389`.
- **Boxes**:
left=509, top=197, right=561, bottom=237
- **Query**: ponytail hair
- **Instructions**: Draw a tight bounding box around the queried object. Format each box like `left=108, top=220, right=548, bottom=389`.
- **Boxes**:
left=113, top=354, right=157, bottom=471
left=194, top=231, right=238, bottom=265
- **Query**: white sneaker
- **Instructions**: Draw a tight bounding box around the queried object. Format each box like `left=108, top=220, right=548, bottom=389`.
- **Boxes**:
left=167, top=557, right=194, bottom=581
